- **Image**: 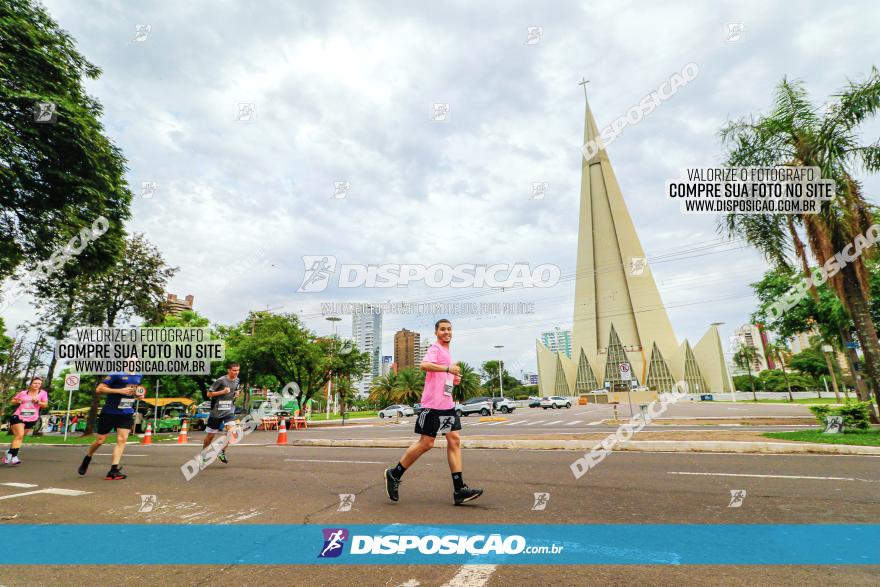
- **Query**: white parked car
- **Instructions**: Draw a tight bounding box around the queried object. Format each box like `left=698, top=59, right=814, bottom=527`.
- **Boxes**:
left=540, top=396, right=572, bottom=409
left=378, top=404, right=414, bottom=418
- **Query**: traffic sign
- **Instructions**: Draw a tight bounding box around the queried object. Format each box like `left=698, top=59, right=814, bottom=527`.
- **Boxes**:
left=618, top=363, right=632, bottom=381
left=845, top=341, right=860, bottom=349
left=64, top=373, right=80, bottom=391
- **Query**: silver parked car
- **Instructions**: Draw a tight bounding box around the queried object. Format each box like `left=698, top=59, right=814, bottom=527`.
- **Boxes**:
left=454, top=397, right=493, bottom=417
left=378, top=404, right=414, bottom=418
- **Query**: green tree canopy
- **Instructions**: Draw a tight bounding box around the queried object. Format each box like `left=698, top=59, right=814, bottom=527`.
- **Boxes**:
left=0, top=0, right=131, bottom=280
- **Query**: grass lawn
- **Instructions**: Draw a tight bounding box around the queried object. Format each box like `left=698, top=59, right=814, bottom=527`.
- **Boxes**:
left=308, top=411, right=378, bottom=421
left=763, top=428, right=880, bottom=446
left=0, top=432, right=177, bottom=445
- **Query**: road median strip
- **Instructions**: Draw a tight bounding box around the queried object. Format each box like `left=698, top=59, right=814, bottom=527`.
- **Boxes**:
left=287, top=437, right=880, bottom=455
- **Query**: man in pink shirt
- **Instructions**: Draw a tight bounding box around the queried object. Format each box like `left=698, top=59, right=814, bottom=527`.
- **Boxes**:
left=384, top=319, right=483, bottom=505
left=4, top=376, right=49, bottom=465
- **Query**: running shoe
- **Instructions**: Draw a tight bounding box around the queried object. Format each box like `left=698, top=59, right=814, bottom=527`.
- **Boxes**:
left=78, top=455, right=91, bottom=475
left=8, top=456, right=20, bottom=466
left=217, top=450, right=228, bottom=464
left=453, top=485, right=483, bottom=505
left=105, top=468, right=127, bottom=480
left=2, top=452, right=10, bottom=465
left=384, top=468, right=401, bottom=502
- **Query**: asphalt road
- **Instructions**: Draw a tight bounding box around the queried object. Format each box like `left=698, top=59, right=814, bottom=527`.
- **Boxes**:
left=301, top=402, right=818, bottom=439
left=0, top=442, right=877, bottom=586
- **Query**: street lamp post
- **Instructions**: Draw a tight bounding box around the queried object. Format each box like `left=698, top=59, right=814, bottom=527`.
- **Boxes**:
left=494, top=345, right=504, bottom=398
left=326, top=316, right=342, bottom=419
left=821, top=344, right=842, bottom=403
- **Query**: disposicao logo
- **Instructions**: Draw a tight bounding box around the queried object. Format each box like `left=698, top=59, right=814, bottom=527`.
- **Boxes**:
left=318, top=528, right=349, bottom=558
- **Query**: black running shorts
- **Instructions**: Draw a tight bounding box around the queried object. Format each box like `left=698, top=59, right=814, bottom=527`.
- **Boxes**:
left=9, top=415, right=36, bottom=430
left=97, top=413, right=134, bottom=435
left=414, top=408, right=461, bottom=438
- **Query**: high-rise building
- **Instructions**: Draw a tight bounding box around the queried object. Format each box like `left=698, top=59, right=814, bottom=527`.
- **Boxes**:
left=734, top=324, right=769, bottom=373
left=394, top=329, right=420, bottom=370
left=536, top=95, right=732, bottom=395
left=416, top=338, right=431, bottom=365
left=381, top=355, right=393, bottom=376
left=522, top=372, right=539, bottom=386
left=164, top=293, right=194, bottom=316
left=541, top=327, right=573, bottom=359
left=352, top=305, right=382, bottom=396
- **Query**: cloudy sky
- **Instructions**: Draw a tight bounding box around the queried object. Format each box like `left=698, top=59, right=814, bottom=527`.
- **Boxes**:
left=5, top=0, right=880, bottom=377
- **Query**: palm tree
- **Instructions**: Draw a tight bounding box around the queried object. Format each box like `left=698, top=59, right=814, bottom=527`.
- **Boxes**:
left=369, top=372, right=398, bottom=407
left=764, top=341, right=794, bottom=402
left=392, top=368, right=425, bottom=405
left=453, top=361, right=481, bottom=402
left=720, top=68, right=880, bottom=418
left=733, top=345, right=759, bottom=401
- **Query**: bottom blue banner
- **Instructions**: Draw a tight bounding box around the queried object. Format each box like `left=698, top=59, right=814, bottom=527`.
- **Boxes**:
left=0, top=524, right=877, bottom=565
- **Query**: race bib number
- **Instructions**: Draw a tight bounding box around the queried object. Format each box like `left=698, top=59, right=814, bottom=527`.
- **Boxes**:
left=20, top=409, right=36, bottom=418
left=444, top=374, right=454, bottom=397
left=218, top=400, right=233, bottom=411
left=437, top=415, right=455, bottom=435
left=118, top=398, right=135, bottom=410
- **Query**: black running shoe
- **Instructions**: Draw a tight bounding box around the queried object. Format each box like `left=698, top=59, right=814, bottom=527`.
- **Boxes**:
left=78, top=455, right=91, bottom=476
left=384, top=468, right=400, bottom=502
left=218, top=450, right=228, bottom=464
left=453, top=485, right=483, bottom=505
left=105, top=468, right=127, bottom=480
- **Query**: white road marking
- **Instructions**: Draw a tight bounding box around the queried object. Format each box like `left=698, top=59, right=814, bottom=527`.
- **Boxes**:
left=442, top=564, right=497, bottom=587
left=503, top=421, right=520, bottom=426
left=0, top=487, right=90, bottom=500
left=284, top=458, right=384, bottom=464
left=522, top=420, right=545, bottom=426
left=487, top=421, right=507, bottom=426
left=565, top=420, right=583, bottom=426
left=1, top=482, right=38, bottom=488
left=220, top=511, right=263, bottom=523
left=544, top=420, right=565, bottom=426
left=668, top=471, right=879, bottom=482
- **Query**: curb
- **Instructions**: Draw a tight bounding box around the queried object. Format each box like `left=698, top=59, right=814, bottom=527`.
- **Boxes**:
left=287, top=438, right=880, bottom=455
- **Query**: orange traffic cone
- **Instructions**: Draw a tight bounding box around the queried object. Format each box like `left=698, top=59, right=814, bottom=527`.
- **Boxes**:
left=177, top=419, right=188, bottom=444
left=141, top=422, right=153, bottom=445
left=276, top=418, right=288, bottom=445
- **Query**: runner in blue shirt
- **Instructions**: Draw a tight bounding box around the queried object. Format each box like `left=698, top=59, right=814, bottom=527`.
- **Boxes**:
left=78, top=371, right=144, bottom=480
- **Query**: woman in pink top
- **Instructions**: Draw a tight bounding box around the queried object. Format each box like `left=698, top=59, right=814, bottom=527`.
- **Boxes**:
left=5, top=376, right=49, bottom=465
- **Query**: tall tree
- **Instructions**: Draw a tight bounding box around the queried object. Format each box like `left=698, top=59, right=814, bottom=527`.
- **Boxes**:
left=763, top=341, right=794, bottom=401
left=32, top=234, right=176, bottom=434
left=719, top=68, right=880, bottom=417
left=77, top=234, right=178, bottom=327
left=453, top=361, right=481, bottom=402
left=230, top=312, right=370, bottom=409
left=733, top=345, right=759, bottom=401
left=0, top=0, right=131, bottom=281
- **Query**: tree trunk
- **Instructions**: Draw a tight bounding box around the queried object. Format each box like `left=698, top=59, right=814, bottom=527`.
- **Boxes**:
left=747, top=363, right=757, bottom=401
left=781, top=364, right=793, bottom=402
left=841, top=267, right=880, bottom=423
left=839, top=327, right=870, bottom=402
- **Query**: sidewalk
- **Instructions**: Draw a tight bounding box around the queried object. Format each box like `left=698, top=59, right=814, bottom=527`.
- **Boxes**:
left=286, top=431, right=880, bottom=456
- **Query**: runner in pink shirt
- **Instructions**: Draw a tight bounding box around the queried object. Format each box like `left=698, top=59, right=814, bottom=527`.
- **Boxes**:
left=4, top=376, right=49, bottom=465
left=384, top=319, right=483, bottom=505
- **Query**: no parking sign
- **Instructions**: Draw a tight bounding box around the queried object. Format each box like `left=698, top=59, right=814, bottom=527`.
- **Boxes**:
left=618, top=363, right=632, bottom=381
left=64, top=374, right=80, bottom=391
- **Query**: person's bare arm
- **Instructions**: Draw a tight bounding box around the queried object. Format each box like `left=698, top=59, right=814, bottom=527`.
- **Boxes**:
left=96, top=383, right=134, bottom=396
left=420, top=362, right=461, bottom=375
left=208, top=387, right=228, bottom=398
